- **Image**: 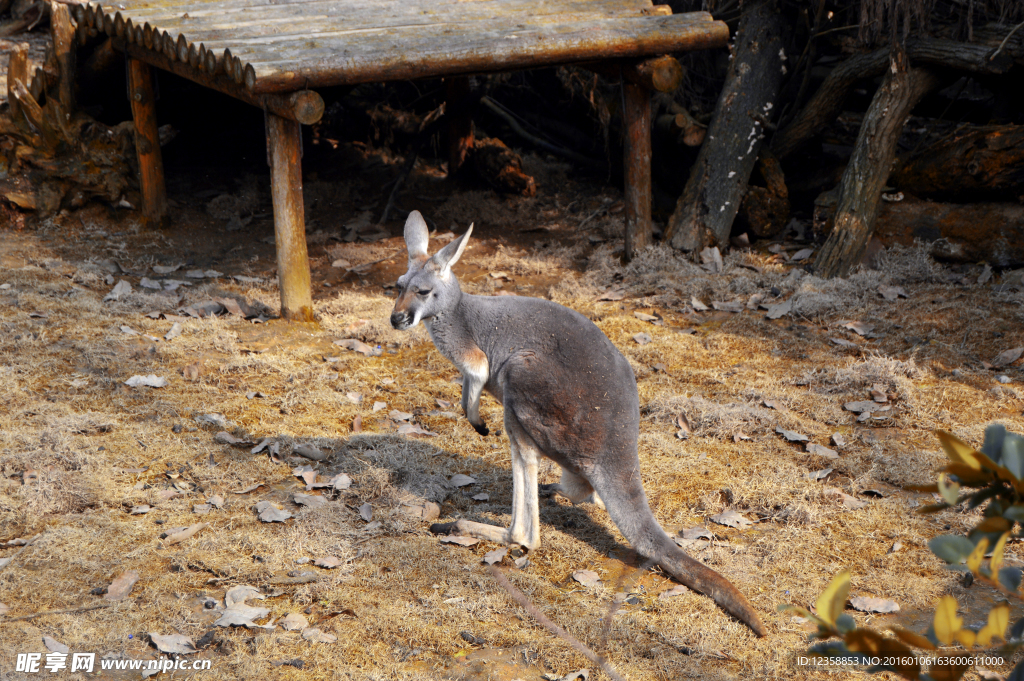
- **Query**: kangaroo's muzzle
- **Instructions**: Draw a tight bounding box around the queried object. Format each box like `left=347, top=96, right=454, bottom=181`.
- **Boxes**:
left=390, top=311, right=412, bottom=330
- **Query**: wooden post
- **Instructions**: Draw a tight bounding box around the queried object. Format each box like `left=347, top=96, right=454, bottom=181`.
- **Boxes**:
left=446, top=76, right=473, bottom=178
left=51, top=2, right=76, bottom=113
left=622, top=80, right=651, bottom=260
left=7, top=44, right=29, bottom=124
left=266, top=113, right=314, bottom=322
left=127, top=58, right=167, bottom=224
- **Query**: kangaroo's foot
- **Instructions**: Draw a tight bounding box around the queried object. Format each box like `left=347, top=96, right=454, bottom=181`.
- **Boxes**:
left=429, top=519, right=536, bottom=549
left=538, top=483, right=560, bottom=497
left=471, top=420, right=489, bottom=436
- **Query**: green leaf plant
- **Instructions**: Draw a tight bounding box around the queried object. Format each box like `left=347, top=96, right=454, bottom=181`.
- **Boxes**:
left=781, top=425, right=1024, bottom=681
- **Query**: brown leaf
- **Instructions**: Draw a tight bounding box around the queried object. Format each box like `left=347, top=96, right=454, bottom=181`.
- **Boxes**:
left=633, top=332, right=652, bottom=345
left=104, top=570, right=140, bottom=601
left=281, top=612, right=310, bottom=631
left=233, top=482, right=265, bottom=494
left=842, top=320, right=875, bottom=336
left=850, top=596, right=899, bottom=613
left=483, top=547, right=507, bottom=565
left=806, top=443, right=839, bottom=460
left=351, top=415, right=362, bottom=433
left=440, top=536, right=479, bottom=547
left=992, top=347, right=1023, bottom=368
left=597, top=288, right=626, bottom=301
left=314, top=556, right=343, bottom=569
left=163, top=522, right=209, bottom=546
left=398, top=422, right=437, bottom=437
left=358, top=502, right=373, bottom=521
left=690, top=297, right=709, bottom=312
left=572, top=569, right=601, bottom=587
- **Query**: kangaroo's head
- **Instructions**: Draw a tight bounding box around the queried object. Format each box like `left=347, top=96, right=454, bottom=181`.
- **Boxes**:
left=390, top=210, right=473, bottom=330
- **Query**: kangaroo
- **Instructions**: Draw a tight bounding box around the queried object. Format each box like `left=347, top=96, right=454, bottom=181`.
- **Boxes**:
left=389, top=211, right=766, bottom=637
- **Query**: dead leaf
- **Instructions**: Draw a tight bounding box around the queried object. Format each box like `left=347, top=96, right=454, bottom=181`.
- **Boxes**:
left=806, top=443, right=839, bottom=459
left=659, top=585, right=689, bottom=600
left=398, top=423, right=437, bottom=437
left=358, top=502, right=373, bottom=521
left=193, top=504, right=212, bottom=514
left=164, top=522, right=208, bottom=546
left=652, top=363, right=668, bottom=373
left=436, top=398, right=452, bottom=409
left=675, top=413, right=691, bottom=437
left=208, top=495, right=224, bottom=508
left=572, top=570, right=601, bottom=587
left=844, top=401, right=890, bottom=414
left=633, top=332, right=652, bottom=345
left=775, top=426, right=809, bottom=443
left=42, top=636, right=69, bottom=654
left=690, top=297, right=709, bottom=312
left=293, top=493, right=326, bottom=509
left=215, top=604, right=271, bottom=628
left=334, top=338, right=378, bottom=356
left=824, top=487, right=867, bottom=510
left=104, top=570, right=140, bottom=601
left=104, top=279, right=132, bottom=302
left=225, top=585, right=263, bottom=608
left=124, top=374, right=168, bottom=388
left=870, top=384, right=889, bottom=403
left=710, top=510, right=753, bottom=530
left=302, top=628, right=337, bottom=643
left=182, top=363, right=200, bottom=380
left=372, top=401, right=387, bottom=412
left=314, top=556, right=343, bottom=569
left=762, top=399, right=782, bottom=410
left=831, top=433, right=848, bottom=447
left=294, top=444, right=326, bottom=462
left=389, top=410, right=413, bottom=421
left=711, top=300, right=744, bottom=313
left=214, top=431, right=249, bottom=445
left=634, top=311, right=660, bottom=322
left=483, top=547, right=507, bottom=565
left=149, top=633, right=197, bottom=654
left=699, top=246, right=723, bottom=273
left=878, top=285, right=908, bottom=301
left=352, top=415, right=362, bottom=433
left=233, top=482, right=265, bottom=494
left=597, top=288, right=626, bottom=301
left=293, top=466, right=318, bottom=487
left=830, top=337, right=858, bottom=348
left=440, top=536, right=479, bottom=547
left=130, top=505, right=150, bottom=515
left=805, top=468, right=833, bottom=481
left=992, top=347, right=1024, bottom=368
left=255, top=501, right=292, bottom=523
left=842, top=321, right=875, bottom=336
left=450, top=474, right=477, bottom=487
left=789, top=248, right=814, bottom=262
left=849, top=596, right=899, bottom=614
left=765, top=300, right=792, bottom=319
left=346, top=392, right=363, bottom=404
left=471, top=493, right=489, bottom=501
left=489, top=271, right=512, bottom=280
left=733, top=432, right=751, bottom=442
left=279, top=612, right=310, bottom=631
left=328, top=473, right=352, bottom=490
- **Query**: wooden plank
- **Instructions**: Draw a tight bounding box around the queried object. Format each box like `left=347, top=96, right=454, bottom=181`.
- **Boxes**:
left=266, top=112, right=313, bottom=322
left=97, top=0, right=658, bottom=24
left=622, top=80, right=651, bottom=260
left=106, top=3, right=677, bottom=46
left=241, top=14, right=729, bottom=93
left=115, top=39, right=325, bottom=124
left=127, top=58, right=168, bottom=224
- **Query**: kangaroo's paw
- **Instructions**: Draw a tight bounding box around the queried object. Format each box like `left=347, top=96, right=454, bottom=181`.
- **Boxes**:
left=538, top=483, right=561, bottom=498
left=471, top=420, right=489, bottom=437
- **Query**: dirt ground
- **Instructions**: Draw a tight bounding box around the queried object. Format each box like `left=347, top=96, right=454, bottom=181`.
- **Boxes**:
left=3, top=65, right=1024, bottom=681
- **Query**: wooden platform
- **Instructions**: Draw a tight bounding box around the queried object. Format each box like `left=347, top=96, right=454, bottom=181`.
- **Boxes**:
left=68, top=0, right=729, bottom=320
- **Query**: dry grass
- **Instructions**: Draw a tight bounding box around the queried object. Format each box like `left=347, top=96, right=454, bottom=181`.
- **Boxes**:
left=1, top=203, right=1024, bottom=681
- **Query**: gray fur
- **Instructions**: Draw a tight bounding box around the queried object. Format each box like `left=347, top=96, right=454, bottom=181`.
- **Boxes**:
left=389, top=211, right=766, bottom=636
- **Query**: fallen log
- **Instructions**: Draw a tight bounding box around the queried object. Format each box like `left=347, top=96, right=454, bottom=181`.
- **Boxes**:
left=892, top=125, right=1024, bottom=201
left=772, top=37, right=1013, bottom=161
left=873, top=197, right=1024, bottom=268
left=812, top=56, right=941, bottom=279
left=664, top=0, right=786, bottom=253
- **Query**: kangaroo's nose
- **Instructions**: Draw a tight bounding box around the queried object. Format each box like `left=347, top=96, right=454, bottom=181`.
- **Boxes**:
left=390, top=312, right=407, bottom=330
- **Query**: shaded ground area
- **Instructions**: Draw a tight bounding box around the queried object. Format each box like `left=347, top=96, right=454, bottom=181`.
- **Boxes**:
left=2, top=78, right=1024, bottom=681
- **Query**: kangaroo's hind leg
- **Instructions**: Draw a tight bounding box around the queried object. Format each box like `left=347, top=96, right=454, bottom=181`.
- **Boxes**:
left=430, top=411, right=541, bottom=549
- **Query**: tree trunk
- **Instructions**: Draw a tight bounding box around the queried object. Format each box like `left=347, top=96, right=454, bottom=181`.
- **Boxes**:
left=664, top=0, right=786, bottom=253
left=812, top=56, right=941, bottom=279
left=892, top=125, right=1024, bottom=201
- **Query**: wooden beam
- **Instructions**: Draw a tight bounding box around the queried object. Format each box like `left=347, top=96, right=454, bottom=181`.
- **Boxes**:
left=127, top=58, right=168, bottom=224
left=622, top=81, right=652, bottom=261
left=266, top=113, right=313, bottom=322
left=113, top=39, right=324, bottom=125
left=581, top=55, right=685, bottom=93
left=446, top=76, right=473, bottom=178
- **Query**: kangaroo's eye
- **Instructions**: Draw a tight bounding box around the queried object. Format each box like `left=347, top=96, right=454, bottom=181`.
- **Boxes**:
left=416, top=289, right=432, bottom=297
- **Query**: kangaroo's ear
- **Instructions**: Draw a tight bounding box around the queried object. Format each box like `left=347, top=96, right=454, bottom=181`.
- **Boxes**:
left=404, top=211, right=430, bottom=262
left=431, top=224, right=473, bottom=279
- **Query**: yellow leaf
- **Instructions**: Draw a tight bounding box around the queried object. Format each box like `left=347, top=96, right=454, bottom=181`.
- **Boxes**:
left=815, top=570, right=851, bottom=626
left=991, top=532, right=1010, bottom=575
left=977, top=603, right=1009, bottom=646
left=933, top=595, right=962, bottom=645
left=937, top=431, right=982, bottom=470
left=954, top=628, right=976, bottom=648
left=941, top=463, right=991, bottom=486
left=975, top=517, right=1011, bottom=534
left=966, top=538, right=989, bottom=574
left=845, top=629, right=920, bottom=679
left=889, top=626, right=936, bottom=651
left=938, top=473, right=960, bottom=505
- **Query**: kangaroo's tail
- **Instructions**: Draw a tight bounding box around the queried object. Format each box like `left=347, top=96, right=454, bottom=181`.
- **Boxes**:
left=592, top=468, right=767, bottom=637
